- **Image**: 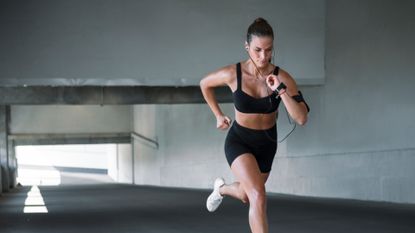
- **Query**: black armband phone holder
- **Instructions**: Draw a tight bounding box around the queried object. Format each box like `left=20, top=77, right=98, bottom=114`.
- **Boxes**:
left=292, top=91, right=310, bottom=112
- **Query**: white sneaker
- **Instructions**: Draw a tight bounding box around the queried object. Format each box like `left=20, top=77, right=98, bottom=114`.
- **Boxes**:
left=206, top=177, right=225, bottom=212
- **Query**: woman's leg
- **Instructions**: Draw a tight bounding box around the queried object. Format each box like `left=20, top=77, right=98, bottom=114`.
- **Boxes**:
left=219, top=174, right=269, bottom=204
left=230, top=153, right=269, bottom=233
left=219, top=181, right=248, bottom=203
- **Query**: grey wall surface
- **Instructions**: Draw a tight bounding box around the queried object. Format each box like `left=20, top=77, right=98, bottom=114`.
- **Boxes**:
left=130, top=104, right=233, bottom=188
left=0, top=106, right=7, bottom=193
left=7, top=140, right=17, bottom=189
left=10, top=105, right=132, bottom=134
left=128, top=0, right=415, bottom=204
left=132, top=105, right=161, bottom=186
left=0, top=106, right=16, bottom=193
left=0, top=0, right=324, bottom=86
left=116, top=143, right=133, bottom=184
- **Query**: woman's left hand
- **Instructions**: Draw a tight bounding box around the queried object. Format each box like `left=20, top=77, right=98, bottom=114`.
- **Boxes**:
left=266, top=74, right=280, bottom=91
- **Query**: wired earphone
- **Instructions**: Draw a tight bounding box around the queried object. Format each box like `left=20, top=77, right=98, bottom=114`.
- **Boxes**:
left=245, top=44, right=296, bottom=143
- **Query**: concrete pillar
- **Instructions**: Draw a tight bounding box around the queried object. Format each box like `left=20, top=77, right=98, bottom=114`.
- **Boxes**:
left=0, top=106, right=11, bottom=193
left=0, top=161, right=2, bottom=194
left=8, top=139, right=17, bottom=188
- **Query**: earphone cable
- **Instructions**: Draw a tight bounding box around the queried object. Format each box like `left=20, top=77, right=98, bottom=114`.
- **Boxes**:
left=247, top=49, right=296, bottom=143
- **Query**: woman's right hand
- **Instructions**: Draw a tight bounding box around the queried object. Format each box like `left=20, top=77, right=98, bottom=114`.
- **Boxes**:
left=216, top=115, right=232, bottom=130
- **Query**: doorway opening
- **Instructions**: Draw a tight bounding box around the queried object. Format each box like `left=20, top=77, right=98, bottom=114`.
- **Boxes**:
left=16, top=144, right=117, bottom=186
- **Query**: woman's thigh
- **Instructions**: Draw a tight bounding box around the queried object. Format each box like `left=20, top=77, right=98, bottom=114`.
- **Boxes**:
left=231, top=153, right=269, bottom=192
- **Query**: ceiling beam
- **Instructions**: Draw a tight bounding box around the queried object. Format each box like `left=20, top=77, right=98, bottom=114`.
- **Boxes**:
left=0, top=86, right=232, bottom=105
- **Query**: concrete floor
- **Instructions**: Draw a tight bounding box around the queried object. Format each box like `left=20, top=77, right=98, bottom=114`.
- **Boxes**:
left=1, top=180, right=415, bottom=233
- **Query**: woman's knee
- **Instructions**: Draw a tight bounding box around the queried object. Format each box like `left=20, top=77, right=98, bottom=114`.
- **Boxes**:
left=246, top=186, right=266, bottom=205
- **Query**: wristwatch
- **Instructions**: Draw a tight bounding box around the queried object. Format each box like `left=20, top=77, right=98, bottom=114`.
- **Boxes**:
left=275, top=82, right=287, bottom=93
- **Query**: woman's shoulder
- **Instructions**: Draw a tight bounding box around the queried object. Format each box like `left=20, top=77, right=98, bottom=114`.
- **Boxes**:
left=201, top=63, right=239, bottom=88
left=205, top=63, right=238, bottom=81
left=216, top=63, right=238, bottom=76
left=276, top=67, right=300, bottom=94
left=277, top=67, right=296, bottom=84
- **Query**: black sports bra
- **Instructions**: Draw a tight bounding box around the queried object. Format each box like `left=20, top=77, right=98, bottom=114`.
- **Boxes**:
left=232, top=63, right=281, bottom=114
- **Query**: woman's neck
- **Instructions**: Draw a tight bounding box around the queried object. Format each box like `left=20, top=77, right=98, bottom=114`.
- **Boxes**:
left=246, top=60, right=271, bottom=79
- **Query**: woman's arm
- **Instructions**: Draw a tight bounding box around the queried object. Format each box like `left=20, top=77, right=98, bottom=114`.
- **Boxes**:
left=200, top=66, right=234, bottom=130
left=266, top=69, right=309, bottom=125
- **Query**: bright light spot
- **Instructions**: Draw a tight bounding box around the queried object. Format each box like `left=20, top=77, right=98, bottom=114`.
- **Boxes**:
left=17, top=167, right=61, bottom=186
left=24, top=185, right=48, bottom=214
left=16, top=144, right=114, bottom=186
left=23, top=206, right=48, bottom=213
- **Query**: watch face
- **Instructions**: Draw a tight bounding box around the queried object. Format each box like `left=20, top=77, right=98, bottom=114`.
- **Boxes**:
left=277, top=82, right=286, bottom=91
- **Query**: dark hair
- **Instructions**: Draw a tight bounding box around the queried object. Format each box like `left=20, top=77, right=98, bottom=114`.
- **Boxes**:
left=246, top=17, right=274, bottom=44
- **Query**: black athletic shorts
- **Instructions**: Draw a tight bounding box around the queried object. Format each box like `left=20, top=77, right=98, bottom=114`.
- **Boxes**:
left=224, top=121, right=277, bottom=173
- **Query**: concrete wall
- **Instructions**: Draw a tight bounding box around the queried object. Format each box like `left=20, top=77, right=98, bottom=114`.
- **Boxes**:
left=107, top=145, right=118, bottom=181
left=158, top=104, right=235, bottom=188
left=265, top=0, right=415, bottom=203
left=0, top=106, right=17, bottom=193
left=132, top=105, right=161, bottom=186
left=0, top=0, right=324, bottom=86
left=0, top=106, right=7, bottom=193
left=130, top=103, right=284, bottom=189
left=10, top=105, right=132, bottom=134
left=7, top=139, right=17, bottom=189
left=129, top=0, right=415, bottom=204
left=108, top=143, right=133, bottom=184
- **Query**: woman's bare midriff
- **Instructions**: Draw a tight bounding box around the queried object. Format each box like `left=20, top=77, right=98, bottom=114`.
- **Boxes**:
left=235, top=109, right=277, bottom=130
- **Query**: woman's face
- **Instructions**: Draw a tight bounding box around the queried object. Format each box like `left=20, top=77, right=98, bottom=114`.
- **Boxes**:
left=246, top=35, right=274, bottom=68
